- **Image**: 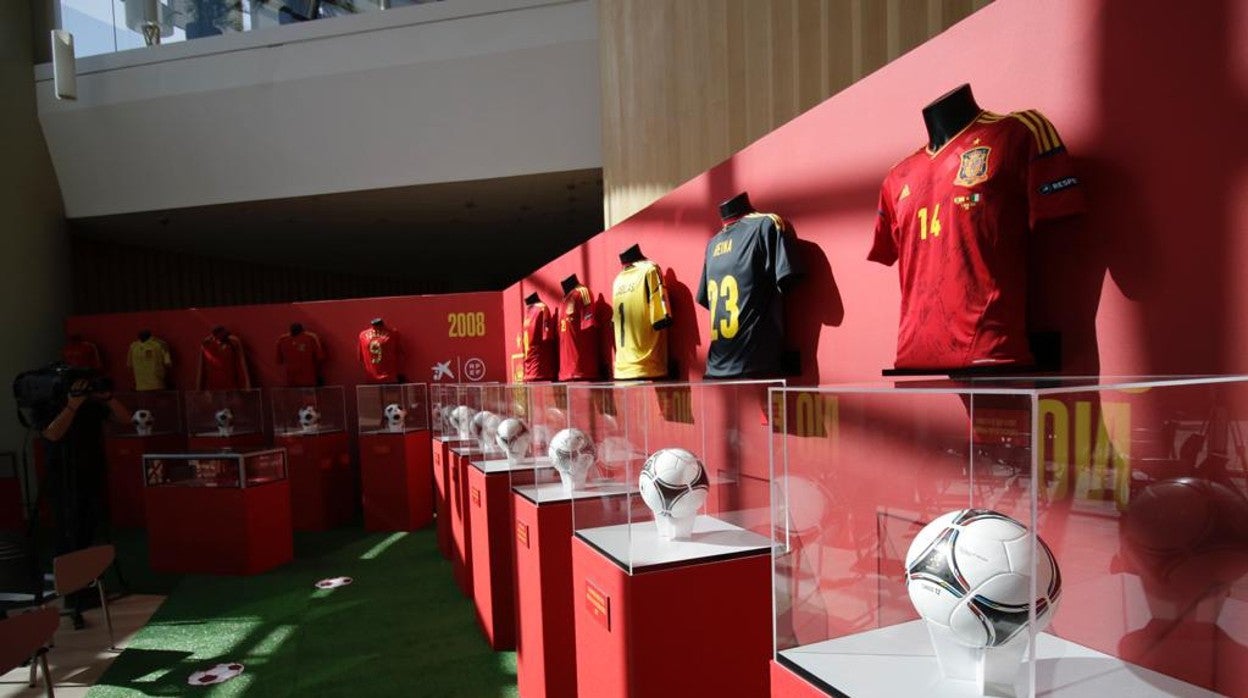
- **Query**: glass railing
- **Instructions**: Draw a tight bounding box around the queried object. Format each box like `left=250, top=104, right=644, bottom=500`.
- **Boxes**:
left=59, top=0, right=445, bottom=59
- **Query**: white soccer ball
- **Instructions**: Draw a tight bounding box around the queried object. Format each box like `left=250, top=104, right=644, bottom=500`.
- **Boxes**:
left=548, top=428, right=596, bottom=490
left=639, top=448, right=709, bottom=522
left=383, top=403, right=407, bottom=431
left=438, top=405, right=456, bottom=433
left=214, top=408, right=234, bottom=429
left=496, top=418, right=532, bottom=459
left=297, top=405, right=321, bottom=431
left=904, top=509, right=1061, bottom=649
left=480, top=412, right=503, bottom=452
left=132, top=409, right=155, bottom=436
left=450, top=405, right=477, bottom=439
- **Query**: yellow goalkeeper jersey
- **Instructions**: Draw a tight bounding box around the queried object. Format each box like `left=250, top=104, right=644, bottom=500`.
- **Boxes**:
left=611, top=260, right=671, bottom=379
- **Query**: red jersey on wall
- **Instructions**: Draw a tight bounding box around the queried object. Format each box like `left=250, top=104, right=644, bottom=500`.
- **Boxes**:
left=521, top=301, right=557, bottom=382
left=358, top=327, right=403, bottom=383
left=869, top=109, right=1085, bottom=369
left=557, top=285, right=603, bottom=381
left=276, top=331, right=325, bottom=387
left=198, top=334, right=250, bottom=390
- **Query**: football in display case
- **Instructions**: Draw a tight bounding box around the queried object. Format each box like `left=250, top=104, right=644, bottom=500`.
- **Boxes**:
left=357, top=383, right=429, bottom=434
left=184, top=389, right=264, bottom=437
left=566, top=380, right=781, bottom=698
left=769, top=377, right=1248, bottom=698
left=270, top=386, right=346, bottom=436
left=108, top=391, right=183, bottom=437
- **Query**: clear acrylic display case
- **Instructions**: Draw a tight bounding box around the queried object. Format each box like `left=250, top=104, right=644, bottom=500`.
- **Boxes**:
left=108, top=390, right=183, bottom=437
left=184, top=389, right=264, bottom=437
left=430, top=383, right=462, bottom=439
left=270, top=386, right=346, bottom=436
left=143, top=448, right=288, bottom=489
left=770, top=377, right=1248, bottom=698
left=442, top=382, right=498, bottom=450
left=569, top=380, right=781, bottom=574
left=356, top=383, right=428, bottom=435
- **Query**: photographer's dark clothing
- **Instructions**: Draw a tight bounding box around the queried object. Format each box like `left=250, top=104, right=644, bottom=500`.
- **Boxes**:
left=41, top=401, right=110, bottom=614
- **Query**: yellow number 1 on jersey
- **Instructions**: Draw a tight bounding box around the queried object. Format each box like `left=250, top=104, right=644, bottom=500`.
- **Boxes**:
left=918, top=204, right=942, bottom=240
left=706, top=275, right=741, bottom=341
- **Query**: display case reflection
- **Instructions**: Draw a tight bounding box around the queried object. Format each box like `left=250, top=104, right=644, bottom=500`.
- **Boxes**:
left=143, top=448, right=287, bottom=489
left=108, top=390, right=183, bottom=437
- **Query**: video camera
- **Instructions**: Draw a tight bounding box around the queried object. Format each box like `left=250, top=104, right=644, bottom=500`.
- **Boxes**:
left=13, top=362, right=113, bottom=428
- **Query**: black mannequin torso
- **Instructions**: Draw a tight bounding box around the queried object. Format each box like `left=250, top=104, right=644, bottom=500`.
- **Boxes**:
left=524, top=292, right=541, bottom=306
left=922, top=83, right=981, bottom=152
left=718, top=192, right=755, bottom=221
left=561, top=275, right=581, bottom=296
left=370, top=318, right=386, bottom=333
left=290, top=323, right=304, bottom=336
left=619, top=244, right=646, bottom=265
left=138, top=330, right=152, bottom=342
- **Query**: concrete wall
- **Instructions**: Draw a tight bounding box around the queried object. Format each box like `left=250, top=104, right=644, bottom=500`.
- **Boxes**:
left=34, top=0, right=601, bottom=218
left=1, top=1, right=70, bottom=458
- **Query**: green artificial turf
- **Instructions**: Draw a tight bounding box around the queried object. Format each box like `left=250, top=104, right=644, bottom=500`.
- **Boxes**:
left=88, top=528, right=517, bottom=697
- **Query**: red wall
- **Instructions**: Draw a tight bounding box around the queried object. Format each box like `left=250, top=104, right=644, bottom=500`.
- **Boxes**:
left=66, top=292, right=507, bottom=418
left=510, top=0, right=1248, bottom=382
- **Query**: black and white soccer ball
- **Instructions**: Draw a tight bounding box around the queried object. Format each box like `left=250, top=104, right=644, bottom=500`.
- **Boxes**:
left=496, top=418, right=532, bottom=459
left=639, top=448, right=709, bottom=520
left=383, top=403, right=407, bottom=431
left=904, top=509, right=1061, bottom=649
left=188, top=662, right=244, bottom=686
left=131, top=409, right=155, bottom=436
left=470, top=410, right=494, bottom=439
left=549, top=428, right=595, bottom=488
left=297, top=405, right=321, bottom=431
left=450, top=405, right=478, bottom=439
left=214, top=408, right=234, bottom=429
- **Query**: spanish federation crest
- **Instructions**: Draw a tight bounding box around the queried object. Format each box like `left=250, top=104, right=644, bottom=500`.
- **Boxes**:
left=955, top=146, right=991, bottom=187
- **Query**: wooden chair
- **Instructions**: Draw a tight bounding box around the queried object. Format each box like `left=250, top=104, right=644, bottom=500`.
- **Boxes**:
left=0, top=606, right=60, bottom=697
left=0, top=545, right=118, bottom=651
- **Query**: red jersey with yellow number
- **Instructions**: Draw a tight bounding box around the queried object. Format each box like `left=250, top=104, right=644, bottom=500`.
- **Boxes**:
left=558, top=285, right=602, bottom=381
left=869, top=109, right=1085, bottom=369
left=276, top=332, right=325, bottom=387
left=358, top=328, right=402, bottom=382
left=521, top=302, right=558, bottom=382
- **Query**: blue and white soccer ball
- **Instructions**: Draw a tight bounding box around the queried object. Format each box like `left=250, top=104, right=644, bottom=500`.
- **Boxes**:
left=297, top=405, right=320, bottom=432
left=904, top=509, right=1061, bottom=649
left=639, top=448, right=709, bottom=540
left=549, top=428, right=595, bottom=491
left=496, top=418, right=532, bottom=460
left=383, top=403, right=406, bottom=432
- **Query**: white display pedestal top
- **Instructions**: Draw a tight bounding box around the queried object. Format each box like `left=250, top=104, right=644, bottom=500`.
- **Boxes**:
left=778, top=619, right=1220, bottom=698
left=469, top=455, right=553, bottom=474
left=576, top=514, right=772, bottom=573
left=512, top=480, right=635, bottom=505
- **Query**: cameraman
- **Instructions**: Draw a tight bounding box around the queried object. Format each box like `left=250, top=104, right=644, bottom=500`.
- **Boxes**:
left=39, top=378, right=129, bottom=629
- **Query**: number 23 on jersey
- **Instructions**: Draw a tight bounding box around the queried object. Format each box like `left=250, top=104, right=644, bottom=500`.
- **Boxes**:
left=706, top=275, right=740, bottom=340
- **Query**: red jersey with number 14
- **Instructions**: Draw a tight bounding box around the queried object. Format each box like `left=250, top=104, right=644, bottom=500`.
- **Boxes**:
left=358, top=328, right=402, bottom=382
left=869, top=109, right=1085, bottom=369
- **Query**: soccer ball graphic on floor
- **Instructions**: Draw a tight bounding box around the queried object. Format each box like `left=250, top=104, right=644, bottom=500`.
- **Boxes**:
left=383, top=403, right=406, bottom=431
left=297, top=405, right=321, bottom=432
left=904, top=509, right=1061, bottom=648
left=131, top=409, right=155, bottom=436
left=496, top=418, right=532, bottom=460
left=639, top=448, right=709, bottom=541
left=548, top=427, right=595, bottom=491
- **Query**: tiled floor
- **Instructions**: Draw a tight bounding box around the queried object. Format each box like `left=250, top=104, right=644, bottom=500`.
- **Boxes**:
left=0, top=594, right=164, bottom=698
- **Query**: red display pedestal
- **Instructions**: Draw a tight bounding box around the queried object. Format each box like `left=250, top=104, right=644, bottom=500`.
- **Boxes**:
left=570, top=520, right=773, bottom=698
left=432, top=436, right=469, bottom=558
left=187, top=431, right=268, bottom=452
left=449, top=444, right=485, bottom=597
left=276, top=430, right=353, bottom=531
left=145, top=480, right=293, bottom=575
left=466, top=458, right=540, bottom=651
left=359, top=429, right=433, bottom=531
left=513, top=489, right=577, bottom=698
left=104, top=433, right=186, bottom=528
left=770, top=659, right=830, bottom=698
